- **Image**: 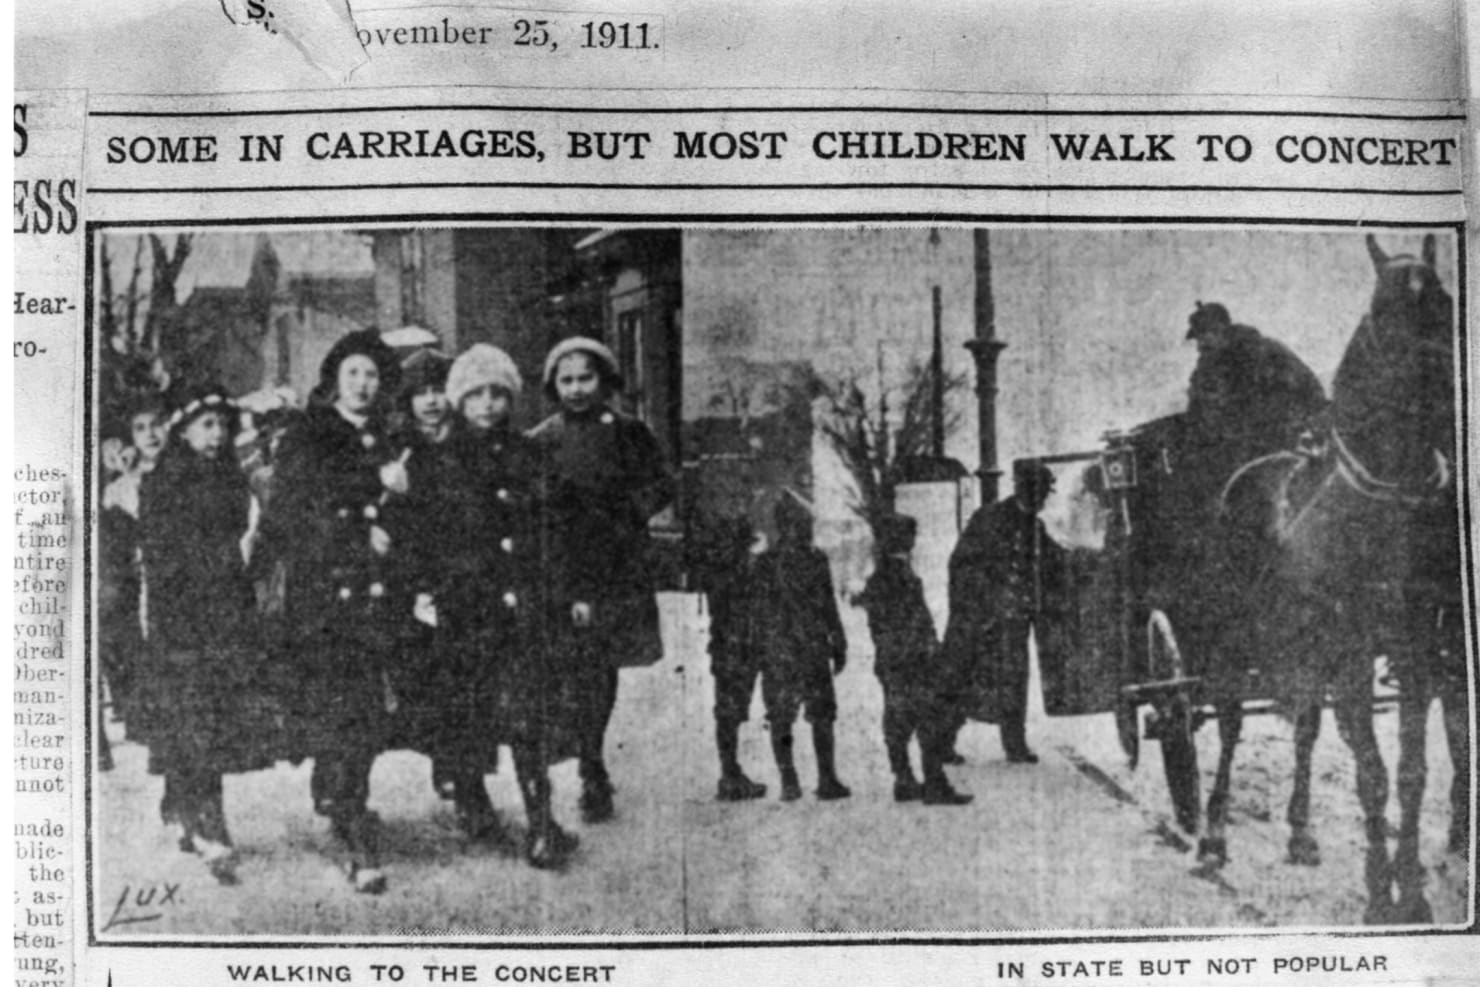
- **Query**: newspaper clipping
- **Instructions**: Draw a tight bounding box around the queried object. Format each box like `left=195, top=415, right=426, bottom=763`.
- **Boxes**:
left=8, top=2, right=1478, bottom=986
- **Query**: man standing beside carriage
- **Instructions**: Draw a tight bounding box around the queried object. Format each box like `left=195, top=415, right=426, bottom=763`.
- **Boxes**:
left=938, top=460, right=1067, bottom=765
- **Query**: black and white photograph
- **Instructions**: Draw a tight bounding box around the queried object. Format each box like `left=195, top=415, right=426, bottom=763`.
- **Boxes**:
left=88, top=224, right=1472, bottom=937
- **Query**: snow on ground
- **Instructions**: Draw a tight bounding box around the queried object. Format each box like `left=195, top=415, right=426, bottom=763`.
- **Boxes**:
left=93, top=596, right=1472, bottom=937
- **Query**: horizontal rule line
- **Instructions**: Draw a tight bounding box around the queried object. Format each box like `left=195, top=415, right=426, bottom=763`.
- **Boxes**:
left=83, top=217, right=1466, bottom=230
left=87, top=106, right=1466, bottom=122
left=86, top=183, right=1464, bottom=196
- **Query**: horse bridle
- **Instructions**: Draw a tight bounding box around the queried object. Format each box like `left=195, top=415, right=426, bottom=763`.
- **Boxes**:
left=1328, top=426, right=1451, bottom=508
left=1214, top=426, right=1450, bottom=549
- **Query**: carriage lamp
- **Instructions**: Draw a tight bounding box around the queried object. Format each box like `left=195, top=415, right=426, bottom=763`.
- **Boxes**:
left=1098, top=442, right=1139, bottom=534
left=1098, top=432, right=1139, bottom=490
left=1100, top=448, right=1138, bottom=490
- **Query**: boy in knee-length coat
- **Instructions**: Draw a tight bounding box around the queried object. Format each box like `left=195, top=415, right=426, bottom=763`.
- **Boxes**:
left=857, top=513, right=973, bottom=805
left=752, top=494, right=851, bottom=802
left=693, top=515, right=768, bottom=801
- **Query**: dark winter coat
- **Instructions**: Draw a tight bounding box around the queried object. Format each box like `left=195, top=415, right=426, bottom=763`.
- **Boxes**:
left=708, top=559, right=757, bottom=664
left=396, top=422, right=578, bottom=764
left=751, top=541, right=847, bottom=721
left=98, top=502, right=143, bottom=719
left=689, top=517, right=757, bottom=673
left=376, top=424, right=459, bottom=753
left=859, top=554, right=939, bottom=694
left=938, top=496, right=1066, bottom=723
left=1186, top=324, right=1327, bottom=477
left=265, top=402, right=410, bottom=751
left=385, top=424, right=464, bottom=608
left=136, top=445, right=275, bottom=774
left=528, top=406, right=675, bottom=668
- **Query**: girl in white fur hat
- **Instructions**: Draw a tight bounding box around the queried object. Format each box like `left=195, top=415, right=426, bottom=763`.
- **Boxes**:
left=410, top=343, right=580, bottom=869
left=527, top=337, right=675, bottom=824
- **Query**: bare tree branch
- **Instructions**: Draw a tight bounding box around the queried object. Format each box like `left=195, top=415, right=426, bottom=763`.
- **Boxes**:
left=125, top=235, right=144, bottom=346
left=814, top=359, right=968, bottom=540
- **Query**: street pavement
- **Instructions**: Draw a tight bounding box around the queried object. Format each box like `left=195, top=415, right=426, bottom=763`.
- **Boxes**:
left=93, top=595, right=1472, bottom=937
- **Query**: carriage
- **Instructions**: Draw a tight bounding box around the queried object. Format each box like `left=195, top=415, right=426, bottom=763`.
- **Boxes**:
left=1022, top=234, right=1463, bottom=925
left=1029, top=414, right=1397, bottom=837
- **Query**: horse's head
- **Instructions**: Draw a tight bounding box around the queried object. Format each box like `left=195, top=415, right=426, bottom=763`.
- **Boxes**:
left=1331, top=234, right=1455, bottom=489
left=1365, top=234, right=1453, bottom=349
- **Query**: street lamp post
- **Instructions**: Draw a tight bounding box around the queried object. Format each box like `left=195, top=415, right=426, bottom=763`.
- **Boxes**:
left=966, top=229, right=1007, bottom=501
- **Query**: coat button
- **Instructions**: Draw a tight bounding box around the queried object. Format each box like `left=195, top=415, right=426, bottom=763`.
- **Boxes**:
left=500, top=537, right=514, bottom=553
left=502, top=592, right=518, bottom=608
left=363, top=504, right=378, bottom=521
left=338, top=587, right=352, bottom=601
left=368, top=582, right=385, bottom=598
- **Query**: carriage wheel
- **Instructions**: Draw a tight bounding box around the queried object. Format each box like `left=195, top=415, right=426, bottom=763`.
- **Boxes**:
left=1148, top=610, right=1201, bottom=834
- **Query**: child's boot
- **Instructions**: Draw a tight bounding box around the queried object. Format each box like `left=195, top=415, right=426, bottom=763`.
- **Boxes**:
left=454, top=773, right=516, bottom=853
left=920, top=733, right=973, bottom=806
left=517, top=766, right=579, bottom=871
left=885, top=718, right=922, bottom=801
left=892, top=755, right=924, bottom=802
left=431, top=758, right=458, bottom=800
left=813, top=722, right=852, bottom=801
left=579, top=758, right=616, bottom=824
left=771, top=727, right=802, bottom=801
left=161, top=777, right=194, bottom=853
left=328, top=805, right=387, bottom=894
left=193, top=791, right=239, bottom=885
left=716, top=719, right=767, bottom=801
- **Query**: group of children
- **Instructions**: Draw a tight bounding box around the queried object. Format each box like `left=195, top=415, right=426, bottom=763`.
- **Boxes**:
left=100, top=326, right=984, bottom=896
left=698, top=501, right=974, bottom=809
left=100, top=332, right=672, bottom=891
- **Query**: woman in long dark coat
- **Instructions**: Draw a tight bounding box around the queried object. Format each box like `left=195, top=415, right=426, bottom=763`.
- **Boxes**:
left=528, top=337, right=674, bottom=823
left=403, top=343, right=579, bottom=868
left=265, top=329, right=407, bottom=894
left=936, top=460, right=1065, bottom=764
left=137, top=384, right=269, bottom=884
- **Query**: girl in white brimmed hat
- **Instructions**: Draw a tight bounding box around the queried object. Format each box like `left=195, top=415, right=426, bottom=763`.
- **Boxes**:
left=527, top=337, right=675, bottom=824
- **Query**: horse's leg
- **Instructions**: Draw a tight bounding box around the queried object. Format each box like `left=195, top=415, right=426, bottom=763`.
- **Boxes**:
left=1392, top=656, right=1434, bottom=924
left=1435, top=614, right=1471, bottom=857
left=1441, top=681, right=1471, bottom=856
left=1287, top=702, right=1322, bottom=865
left=1197, top=701, right=1241, bottom=868
left=1333, top=687, right=1394, bottom=923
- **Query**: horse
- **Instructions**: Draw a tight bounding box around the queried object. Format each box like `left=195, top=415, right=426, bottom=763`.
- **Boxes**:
left=1193, top=233, right=1463, bottom=923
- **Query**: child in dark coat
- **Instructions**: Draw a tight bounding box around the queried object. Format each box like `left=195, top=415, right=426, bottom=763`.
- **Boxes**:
left=266, top=329, right=407, bottom=894
left=137, top=385, right=265, bottom=883
left=529, top=337, right=675, bottom=824
left=858, top=514, right=973, bottom=805
left=753, top=495, right=850, bottom=802
left=383, top=347, right=460, bottom=796
left=99, top=393, right=168, bottom=755
left=406, top=343, right=580, bottom=869
left=696, top=516, right=768, bottom=801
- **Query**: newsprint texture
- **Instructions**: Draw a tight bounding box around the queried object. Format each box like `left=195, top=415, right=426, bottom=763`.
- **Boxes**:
left=7, top=1, right=1479, bottom=986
